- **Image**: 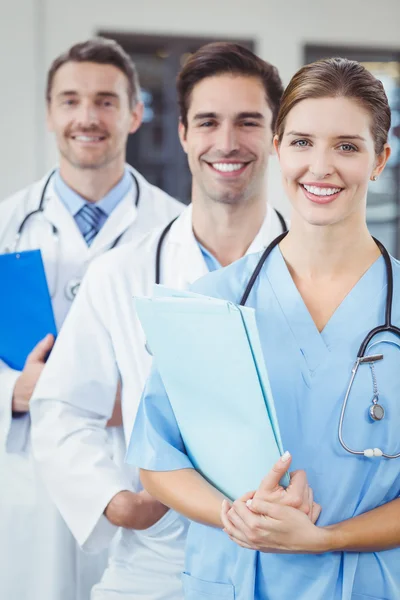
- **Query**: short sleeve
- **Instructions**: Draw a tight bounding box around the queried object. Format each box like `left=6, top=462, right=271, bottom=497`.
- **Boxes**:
left=126, top=362, right=194, bottom=472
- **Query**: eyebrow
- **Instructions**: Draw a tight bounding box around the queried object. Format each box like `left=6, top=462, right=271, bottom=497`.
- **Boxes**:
left=285, top=130, right=367, bottom=142
left=193, top=111, right=265, bottom=121
left=56, top=91, right=120, bottom=99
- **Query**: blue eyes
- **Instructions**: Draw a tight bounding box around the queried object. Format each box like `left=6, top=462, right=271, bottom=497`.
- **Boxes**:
left=291, top=139, right=358, bottom=152
left=339, top=143, right=357, bottom=152
left=292, top=139, right=309, bottom=147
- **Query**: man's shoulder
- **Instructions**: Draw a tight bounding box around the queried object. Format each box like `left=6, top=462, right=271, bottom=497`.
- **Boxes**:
left=0, top=181, right=36, bottom=212
left=87, top=227, right=161, bottom=283
left=132, top=168, right=183, bottom=211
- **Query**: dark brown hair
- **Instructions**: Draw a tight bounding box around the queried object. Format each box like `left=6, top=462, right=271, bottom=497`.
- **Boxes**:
left=177, top=42, right=283, bottom=131
left=46, top=37, right=140, bottom=107
left=276, top=57, right=391, bottom=154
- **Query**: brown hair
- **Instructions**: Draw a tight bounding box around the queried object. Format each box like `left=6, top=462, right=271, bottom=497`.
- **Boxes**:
left=46, top=37, right=140, bottom=107
left=177, top=42, right=283, bottom=131
left=275, top=57, right=391, bottom=155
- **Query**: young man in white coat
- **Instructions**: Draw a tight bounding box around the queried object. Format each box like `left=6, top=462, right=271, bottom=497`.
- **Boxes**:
left=30, top=43, right=287, bottom=599
left=0, top=38, right=182, bottom=600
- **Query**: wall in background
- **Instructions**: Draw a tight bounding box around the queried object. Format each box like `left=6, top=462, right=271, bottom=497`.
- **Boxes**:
left=2, top=0, right=400, bottom=214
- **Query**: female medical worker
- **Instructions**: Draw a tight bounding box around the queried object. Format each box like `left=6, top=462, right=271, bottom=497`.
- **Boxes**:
left=128, top=57, right=400, bottom=600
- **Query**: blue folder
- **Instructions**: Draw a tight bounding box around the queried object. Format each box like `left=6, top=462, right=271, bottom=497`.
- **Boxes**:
left=132, top=288, right=289, bottom=500
left=0, top=249, right=57, bottom=371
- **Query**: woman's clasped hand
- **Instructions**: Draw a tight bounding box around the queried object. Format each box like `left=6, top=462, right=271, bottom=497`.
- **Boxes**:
left=221, top=452, right=331, bottom=554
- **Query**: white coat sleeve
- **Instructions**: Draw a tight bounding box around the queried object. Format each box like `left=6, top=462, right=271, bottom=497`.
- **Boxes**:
left=0, top=361, right=30, bottom=453
left=30, top=262, right=134, bottom=553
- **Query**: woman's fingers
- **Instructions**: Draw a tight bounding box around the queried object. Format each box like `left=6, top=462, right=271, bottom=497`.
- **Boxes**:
left=310, top=501, right=322, bottom=524
left=256, top=452, right=292, bottom=496
left=306, top=486, right=314, bottom=519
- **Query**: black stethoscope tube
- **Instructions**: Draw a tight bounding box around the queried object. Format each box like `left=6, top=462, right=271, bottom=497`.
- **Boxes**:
left=16, top=168, right=140, bottom=245
left=239, top=231, right=399, bottom=358
left=154, top=209, right=288, bottom=286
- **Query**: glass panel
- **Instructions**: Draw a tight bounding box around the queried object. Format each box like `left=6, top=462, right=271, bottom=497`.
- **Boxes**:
left=361, top=61, right=400, bottom=256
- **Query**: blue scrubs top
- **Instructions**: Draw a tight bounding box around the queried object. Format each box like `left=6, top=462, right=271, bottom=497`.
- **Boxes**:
left=128, top=246, right=400, bottom=600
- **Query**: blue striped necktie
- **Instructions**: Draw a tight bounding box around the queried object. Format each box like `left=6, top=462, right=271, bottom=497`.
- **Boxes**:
left=75, top=204, right=104, bottom=246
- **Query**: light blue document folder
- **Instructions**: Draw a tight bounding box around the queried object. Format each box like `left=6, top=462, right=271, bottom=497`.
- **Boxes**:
left=134, top=288, right=289, bottom=500
left=0, top=250, right=57, bottom=371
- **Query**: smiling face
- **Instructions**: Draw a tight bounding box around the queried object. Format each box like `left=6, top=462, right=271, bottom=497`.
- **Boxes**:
left=47, top=61, right=143, bottom=172
left=275, top=96, right=390, bottom=227
left=179, top=74, right=274, bottom=206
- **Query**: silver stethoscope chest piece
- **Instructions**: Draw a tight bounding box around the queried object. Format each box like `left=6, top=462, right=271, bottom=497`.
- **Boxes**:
left=367, top=359, right=385, bottom=422
left=65, top=278, right=82, bottom=301
left=369, top=401, right=385, bottom=421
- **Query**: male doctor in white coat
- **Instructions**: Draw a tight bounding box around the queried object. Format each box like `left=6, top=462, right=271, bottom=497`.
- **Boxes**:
left=30, top=43, right=287, bottom=599
left=0, top=38, right=182, bottom=600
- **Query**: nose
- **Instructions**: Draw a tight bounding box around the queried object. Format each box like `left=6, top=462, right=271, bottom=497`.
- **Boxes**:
left=215, top=122, right=240, bottom=155
left=76, top=100, right=100, bottom=127
left=308, top=148, right=334, bottom=180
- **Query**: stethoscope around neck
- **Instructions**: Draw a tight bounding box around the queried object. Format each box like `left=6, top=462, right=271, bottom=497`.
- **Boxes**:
left=238, top=231, right=400, bottom=460
left=154, top=208, right=288, bottom=285
left=7, top=168, right=140, bottom=300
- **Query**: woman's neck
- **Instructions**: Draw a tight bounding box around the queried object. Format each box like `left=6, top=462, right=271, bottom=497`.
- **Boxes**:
left=280, top=213, right=381, bottom=282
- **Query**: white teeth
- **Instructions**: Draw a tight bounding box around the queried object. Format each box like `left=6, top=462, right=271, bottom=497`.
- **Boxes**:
left=303, top=184, right=342, bottom=196
left=74, top=135, right=103, bottom=142
left=212, top=162, right=244, bottom=173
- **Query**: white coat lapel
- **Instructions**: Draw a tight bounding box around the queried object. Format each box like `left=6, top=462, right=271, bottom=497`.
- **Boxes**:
left=164, top=206, right=209, bottom=289
left=247, top=206, right=285, bottom=255
left=89, top=190, right=137, bottom=255
left=43, top=185, right=88, bottom=256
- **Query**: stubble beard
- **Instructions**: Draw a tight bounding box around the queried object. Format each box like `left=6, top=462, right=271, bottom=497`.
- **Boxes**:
left=59, top=141, right=121, bottom=171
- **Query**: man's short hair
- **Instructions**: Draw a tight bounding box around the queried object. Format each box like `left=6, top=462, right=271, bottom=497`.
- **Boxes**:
left=177, top=42, right=284, bottom=131
left=46, top=37, right=140, bottom=107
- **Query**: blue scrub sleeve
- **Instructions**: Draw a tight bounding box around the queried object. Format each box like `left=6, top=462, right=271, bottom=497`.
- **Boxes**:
left=126, top=362, right=194, bottom=472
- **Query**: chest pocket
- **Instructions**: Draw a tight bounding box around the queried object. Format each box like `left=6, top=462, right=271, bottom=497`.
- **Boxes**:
left=182, top=573, right=234, bottom=599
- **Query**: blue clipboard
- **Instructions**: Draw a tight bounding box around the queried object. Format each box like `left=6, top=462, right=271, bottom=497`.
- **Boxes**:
left=0, top=249, right=57, bottom=371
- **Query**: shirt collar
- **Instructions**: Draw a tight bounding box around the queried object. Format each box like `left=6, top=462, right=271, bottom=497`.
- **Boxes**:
left=54, top=168, right=133, bottom=217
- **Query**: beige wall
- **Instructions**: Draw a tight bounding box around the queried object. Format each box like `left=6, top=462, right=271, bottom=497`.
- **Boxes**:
left=2, top=0, right=400, bottom=213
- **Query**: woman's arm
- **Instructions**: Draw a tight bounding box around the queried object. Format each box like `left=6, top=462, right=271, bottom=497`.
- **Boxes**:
left=326, top=498, right=400, bottom=552
left=140, top=468, right=225, bottom=527
left=141, top=453, right=319, bottom=529
left=223, top=479, right=400, bottom=554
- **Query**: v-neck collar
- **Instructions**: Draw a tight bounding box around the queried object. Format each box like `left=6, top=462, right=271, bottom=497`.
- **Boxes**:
left=265, top=246, right=387, bottom=373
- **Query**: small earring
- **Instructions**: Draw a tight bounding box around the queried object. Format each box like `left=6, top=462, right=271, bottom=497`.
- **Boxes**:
left=371, top=175, right=378, bottom=181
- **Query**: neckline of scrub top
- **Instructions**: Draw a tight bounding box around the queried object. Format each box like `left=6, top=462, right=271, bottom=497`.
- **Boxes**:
left=197, top=241, right=222, bottom=272
left=265, top=246, right=386, bottom=373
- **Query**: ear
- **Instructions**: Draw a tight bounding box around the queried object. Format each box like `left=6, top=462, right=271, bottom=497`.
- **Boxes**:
left=371, top=143, right=391, bottom=180
left=178, top=120, right=188, bottom=154
left=273, top=135, right=280, bottom=158
left=129, top=101, right=144, bottom=134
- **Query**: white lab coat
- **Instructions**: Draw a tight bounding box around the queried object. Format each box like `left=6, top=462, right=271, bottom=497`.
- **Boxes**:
left=29, top=205, right=286, bottom=599
left=0, top=166, right=183, bottom=600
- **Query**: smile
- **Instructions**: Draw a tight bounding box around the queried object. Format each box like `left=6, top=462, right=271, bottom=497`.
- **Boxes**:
left=71, top=135, right=106, bottom=142
left=207, top=161, right=250, bottom=177
left=212, top=162, right=245, bottom=172
left=300, top=183, right=344, bottom=204
left=303, top=184, right=342, bottom=196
